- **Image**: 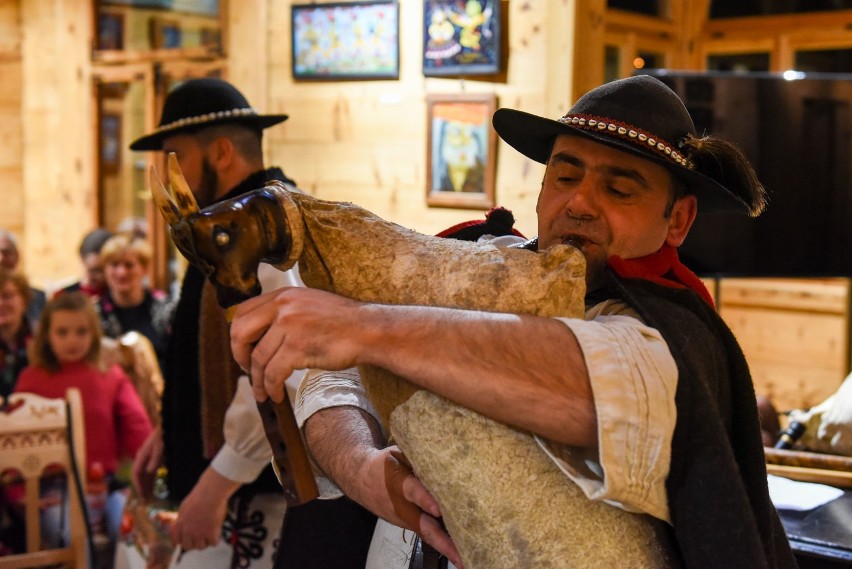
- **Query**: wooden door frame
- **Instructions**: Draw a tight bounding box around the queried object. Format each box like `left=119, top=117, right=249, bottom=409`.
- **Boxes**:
left=90, top=60, right=226, bottom=292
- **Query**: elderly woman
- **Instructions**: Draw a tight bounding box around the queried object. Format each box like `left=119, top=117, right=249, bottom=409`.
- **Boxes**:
left=94, top=234, right=174, bottom=366
left=0, top=268, right=32, bottom=399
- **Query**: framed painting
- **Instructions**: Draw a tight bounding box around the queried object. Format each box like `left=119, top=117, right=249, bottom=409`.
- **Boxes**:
left=291, top=1, right=400, bottom=80
left=150, top=18, right=183, bottom=49
left=200, top=27, right=222, bottom=51
left=426, top=93, right=497, bottom=209
left=100, top=113, right=122, bottom=174
left=98, top=12, right=124, bottom=50
left=423, top=0, right=500, bottom=76
left=102, top=0, right=219, bottom=15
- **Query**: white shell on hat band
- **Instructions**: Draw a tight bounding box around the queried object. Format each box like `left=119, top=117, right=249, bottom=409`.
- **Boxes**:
left=558, top=113, right=695, bottom=169
left=152, top=107, right=259, bottom=135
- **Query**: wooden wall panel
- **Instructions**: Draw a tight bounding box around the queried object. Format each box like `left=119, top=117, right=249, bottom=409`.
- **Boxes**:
left=572, top=0, right=605, bottom=103
left=718, top=278, right=851, bottom=411
left=0, top=0, right=21, bottom=58
left=260, top=1, right=573, bottom=239
left=19, top=0, right=94, bottom=289
left=0, top=1, right=23, bottom=241
left=226, top=0, right=266, bottom=117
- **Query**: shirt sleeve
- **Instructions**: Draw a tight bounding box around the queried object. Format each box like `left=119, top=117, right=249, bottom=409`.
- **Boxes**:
left=294, top=367, right=381, bottom=433
left=535, top=302, right=677, bottom=523
left=210, top=374, right=274, bottom=483
left=293, top=367, right=382, bottom=499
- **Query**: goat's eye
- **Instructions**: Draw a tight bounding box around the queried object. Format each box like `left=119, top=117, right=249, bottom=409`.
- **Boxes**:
left=214, top=226, right=231, bottom=248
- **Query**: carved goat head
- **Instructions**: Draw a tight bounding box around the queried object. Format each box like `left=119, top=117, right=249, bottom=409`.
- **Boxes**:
left=149, top=154, right=298, bottom=308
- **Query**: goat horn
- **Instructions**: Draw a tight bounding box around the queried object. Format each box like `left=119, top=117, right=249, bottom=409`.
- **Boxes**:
left=167, top=153, right=199, bottom=217
left=149, top=165, right=182, bottom=226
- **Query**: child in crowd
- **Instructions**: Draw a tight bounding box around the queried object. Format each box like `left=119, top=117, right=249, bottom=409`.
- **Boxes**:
left=14, top=292, right=153, bottom=545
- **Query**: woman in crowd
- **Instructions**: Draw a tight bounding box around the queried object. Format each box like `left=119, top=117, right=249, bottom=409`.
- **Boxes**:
left=15, top=292, right=153, bottom=543
left=94, top=233, right=174, bottom=366
left=0, top=269, right=33, bottom=400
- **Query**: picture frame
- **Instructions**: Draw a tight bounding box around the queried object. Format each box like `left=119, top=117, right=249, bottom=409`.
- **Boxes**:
left=150, top=18, right=183, bottom=49
left=423, top=0, right=501, bottom=77
left=98, top=12, right=124, bottom=50
left=291, top=1, right=400, bottom=80
left=103, top=0, right=219, bottom=16
left=200, top=27, right=222, bottom=51
left=426, top=93, right=497, bottom=209
left=101, top=113, right=122, bottom=174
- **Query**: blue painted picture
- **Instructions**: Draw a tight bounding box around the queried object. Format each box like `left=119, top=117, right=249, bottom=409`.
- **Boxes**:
left=426, top=93, right=497, bottom=209
left=423, top=0, right=500, bottom=76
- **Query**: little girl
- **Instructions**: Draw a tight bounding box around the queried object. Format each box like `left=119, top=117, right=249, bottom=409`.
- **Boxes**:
left=15, top=291, right=153, bottom=544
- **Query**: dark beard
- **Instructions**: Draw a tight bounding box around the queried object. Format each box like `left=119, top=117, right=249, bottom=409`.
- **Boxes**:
left=195, top=159, right=219, bottom=208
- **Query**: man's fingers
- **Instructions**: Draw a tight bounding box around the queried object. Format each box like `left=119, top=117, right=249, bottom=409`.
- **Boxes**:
left=389, top=448, right=412, bottom=470
left=382, top=449, right=461, bottom=566
left=263, top=358, right=295, bottom=404
left=402, top=474, right=442, bottom=519
left=383, top=451, right=423, bottom=532
left=171, top=524, right=217, bottom=552
left=419, top=515, right=464, bottom=569
left=230, top=291, right=285, bottom=371
left=248, top=323, right=291, bottom=403
left=391, top=449, right=441, bottom=519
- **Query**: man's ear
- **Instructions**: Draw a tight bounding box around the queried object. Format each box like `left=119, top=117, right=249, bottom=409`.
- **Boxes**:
left=665, top=194, right=697, bottom=247
left=206, top=135, right=235, bottom=169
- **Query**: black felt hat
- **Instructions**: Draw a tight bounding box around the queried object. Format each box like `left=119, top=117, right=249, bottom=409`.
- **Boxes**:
left=492, top=75, right=758, bottom=214
left=129, top=78, right=288, bottom=151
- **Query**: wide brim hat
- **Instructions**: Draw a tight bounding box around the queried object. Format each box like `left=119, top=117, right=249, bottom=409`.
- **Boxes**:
left=129, top=77, right=288, bottom=151
left=492, top=75, right=752, bottom=214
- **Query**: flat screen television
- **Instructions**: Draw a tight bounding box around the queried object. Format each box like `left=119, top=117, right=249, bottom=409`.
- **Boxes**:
left=641, top=70, right=852, bottom=278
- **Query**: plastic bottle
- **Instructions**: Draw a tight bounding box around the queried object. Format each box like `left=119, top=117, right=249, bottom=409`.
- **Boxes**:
left=86, top=461, right=109, bottom=536
left=152, top=466, right=169, bottom=503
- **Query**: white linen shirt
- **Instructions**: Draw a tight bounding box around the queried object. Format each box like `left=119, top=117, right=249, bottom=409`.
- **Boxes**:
left=541, top=299, right=677, bottom=523
left=209, top=262, right=307, bottom=484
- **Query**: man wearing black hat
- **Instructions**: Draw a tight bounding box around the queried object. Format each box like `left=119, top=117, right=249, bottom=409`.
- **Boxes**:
left=129, top=78, right=375, bottom=568
left=228, top=75, right=797, bottom=569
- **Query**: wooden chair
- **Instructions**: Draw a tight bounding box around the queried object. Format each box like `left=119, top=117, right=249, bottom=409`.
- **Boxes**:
left=0, top=388, right=88, bottom=569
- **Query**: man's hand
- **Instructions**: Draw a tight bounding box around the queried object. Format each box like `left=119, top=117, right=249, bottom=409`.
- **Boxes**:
left=356, top=446, right=464, bottom=568
left=132, top=426, right=163, bottom=501
left=169, top=468, right=240, bottom=552
left=230, top=287, right=366, bottom=403
left=304, top=406, right=464, bottom=566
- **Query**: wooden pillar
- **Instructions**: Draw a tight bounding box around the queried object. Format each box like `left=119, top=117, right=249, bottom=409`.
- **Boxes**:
left=572, top=0, right=606, bottom=104
left=20, top=0, right=95, bottom=288
left=546, top=0, right=576, bottom=117
left=0, top=1, right=24, bottom=239
left=227, top=0, right=267, bottom=118
left=671, top=0, right=710, bottom=70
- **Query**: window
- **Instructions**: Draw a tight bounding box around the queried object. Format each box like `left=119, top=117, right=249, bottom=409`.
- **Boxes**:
left=711, top=0, right=852, bottom=18
left=795, top=48, right=852, bottom=73
left=607, top=0, right=660, bottom=17
left=604, top=45, right=621, bottom=83
left=707, top=53, right=770, bottom=73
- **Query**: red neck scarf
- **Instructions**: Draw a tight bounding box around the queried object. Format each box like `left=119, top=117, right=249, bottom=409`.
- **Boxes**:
left=608, top=244, right=714, bottom=308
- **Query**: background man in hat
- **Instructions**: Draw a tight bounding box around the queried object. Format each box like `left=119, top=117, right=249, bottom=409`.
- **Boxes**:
left=55, top=227, right=113, bottom=298
left=229, top=75, right=797, bottom=569
left=130, top=77, right=375, bottom=568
